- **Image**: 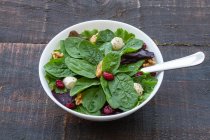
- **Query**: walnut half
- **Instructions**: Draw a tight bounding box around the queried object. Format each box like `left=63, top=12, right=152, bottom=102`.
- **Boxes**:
left=75, top=93, right=82, bottom=105
left=52, top=51, right=64, bottom=59
left=143, top=58, right=156, bottom=67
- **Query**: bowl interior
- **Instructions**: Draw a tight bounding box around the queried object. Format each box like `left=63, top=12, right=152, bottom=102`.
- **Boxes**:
left=39, top=20, right=164, bottom=121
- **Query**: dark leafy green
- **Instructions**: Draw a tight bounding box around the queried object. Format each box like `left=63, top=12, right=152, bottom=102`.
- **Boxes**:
left=64, top=37, right=83, bottom=58
left=55, top=87, right=67, bottom=94
left=97, top=29, right=115, bottom=42
left=99, top=42, right=112, bottom=55
left=45, top=72, right=56, bottom=90
left=133, top=73, right=158, bottom=106
left=121, top=49, right=155, bottom=64
left=117, top=60, right=144, bottom=76
left=65, top=57, right=96, bottom=78
left=79, top=40, right=103, bottom=65
left=44, top=58, right=76, bottom=78
left=115, top=28, right=135, bottom=42
left=133, top=73, right=158, bottom=95
left=121, top=38, right=143, bottom=55
left=75, top=105, right=101, bottom=116
left=108, top=73, right=138, bottom=110
left=82, top=87, right=106, bottom=113
left=60, top=40, right=69, bottom=57
left=70, top=77, right=100, bottom=96
left=45, top=72, right=67, bottom=94
left=100, top=77, right=120, bottom=109
left=102, top=52, right=121, bottom=74
left=80, top=29, right=98, bottom=40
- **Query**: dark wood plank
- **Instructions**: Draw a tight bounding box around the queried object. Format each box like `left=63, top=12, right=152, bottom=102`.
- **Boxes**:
left=0, top=43, right=70, bottom=140
left=0, top=43, right=210, bottom=140
left=0, top=0, right=210, bottom=45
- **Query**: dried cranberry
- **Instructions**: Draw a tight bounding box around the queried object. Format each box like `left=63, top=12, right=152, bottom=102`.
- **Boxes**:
left=103, top=105, right=115, bottom=115
left=150, top=72, right=156, bottom=77
left=135, top=71, right=143, bottom=77
left=56, top=80, right=65, bottom=89
left=66, top=102, right=76, bottom=109
left=142, top=43, right=147, bottom=50
left=69, top=30, right=79, bottom=37
left=103, top=72, right=114, bottom=81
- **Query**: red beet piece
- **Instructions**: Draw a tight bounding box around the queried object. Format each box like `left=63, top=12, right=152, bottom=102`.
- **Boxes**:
left=103, top=72, right=114, bottom=81
left=103, top=105, right=115, bottom=115
left=66, top=102, right=76, bottom=109
left=56, top=80, right=65, bottom=89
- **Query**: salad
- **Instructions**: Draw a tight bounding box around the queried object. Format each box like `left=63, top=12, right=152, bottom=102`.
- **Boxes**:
left=44, top=28, right=158, bottom=116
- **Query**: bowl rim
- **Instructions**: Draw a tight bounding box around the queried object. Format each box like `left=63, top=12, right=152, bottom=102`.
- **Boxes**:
left=39, top=20, right=164, bottom=121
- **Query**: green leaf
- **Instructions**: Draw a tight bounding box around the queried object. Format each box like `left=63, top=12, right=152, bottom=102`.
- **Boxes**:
left=60, top=40, right=69, bottom=57
left=70, top=77, right=100, bottom=96
left=117, top=60, right=144, bottom=76
left=82, top=87, right=106, bottom=113
left=45, top=72, right=56, bottom=90
left=121, top=38, right=143, bottom=54
left=80, top=29, right=98, bottom=40
left=100, top=77, right=120, bottom=109
left=74, top=105, right=101, bottom=116
left=45, top=72, right=68, bottom=94
left=44, top=58, right=76, bottom=78
left=133, top=73, right=158, bottom=95
left=115, top=28, right=135, bottom=42
left=65, top=57, right=96, bottom=78
left=99, top=42, right=112, bottom=55
left=54, top=87, right=67, bottom=94
left=79, top=40, right=103, bottom=65
left=102, top=52, right=121, bottom=74
left=97, top=29, right=115, bottom=43
left=108, top=73, right=138, bottom=110
left=64, top=37, right=83, bottom=58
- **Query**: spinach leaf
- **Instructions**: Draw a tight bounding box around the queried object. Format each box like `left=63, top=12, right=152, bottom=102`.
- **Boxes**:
left=121, top=38, right=143, bottom=55
left=65, top=57, right=96, bottom=78
left=82, top=87, right=106, bottom=113
left=70, top=77, right=100, bottom=96
left=80, top=29, right=98, bottom=40
left=55, top=87, right=67, bottom=94
left=97, top=29, right=115, bottom=42
left=45, top=73, right=67, bottom=94
left=115, top=28, right=135, bottom=42
left=133, top=73, right=158, bottom=95
left=102, top=52, right=121, bottom=74
left=79, top=40, right=103, bottom=65
left=100, top=77, right=120, bottom=109
left=75, top=105, right=101, bottom=116
left=117, top=60, right=144, bottom=76
left=44, top=58, right=76, bottom=78
left=64, top=37, right=83, bottom=58
left=45, top=72, right=56, bottom=90
left=99, top=42, right=112, bottom=55
left=108, top=73, right=138, bottom=110
left=60, top=40, right=69, bottom=57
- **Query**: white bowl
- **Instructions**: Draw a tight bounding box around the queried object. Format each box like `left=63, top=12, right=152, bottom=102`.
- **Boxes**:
left=39, top=20, right=164, bottom=121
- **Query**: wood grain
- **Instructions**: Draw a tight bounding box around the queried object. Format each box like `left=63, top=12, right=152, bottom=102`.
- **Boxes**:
left=0, top=43, right=209, bottom=140
left=0, top=0, right=210, bottom=45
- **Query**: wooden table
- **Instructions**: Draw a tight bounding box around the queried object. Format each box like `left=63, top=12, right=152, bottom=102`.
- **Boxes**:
left=0, top=0, right=210, bottom=139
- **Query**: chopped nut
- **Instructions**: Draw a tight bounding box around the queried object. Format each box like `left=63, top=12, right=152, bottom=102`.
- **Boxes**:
left=75, top=93, right=82, bottom=105
left=143, top=63, right=150, bottom=67
left=143, top=58, right=156, bottom=67
left=148, top=58, right=156, bottom=65
left=52, top=51, right=64, bottom=59
left=96, top=61, right=103, bottom=78
left=69, top=30, right=79, bottom=37
left=89, top=34, right=97, bottom=44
